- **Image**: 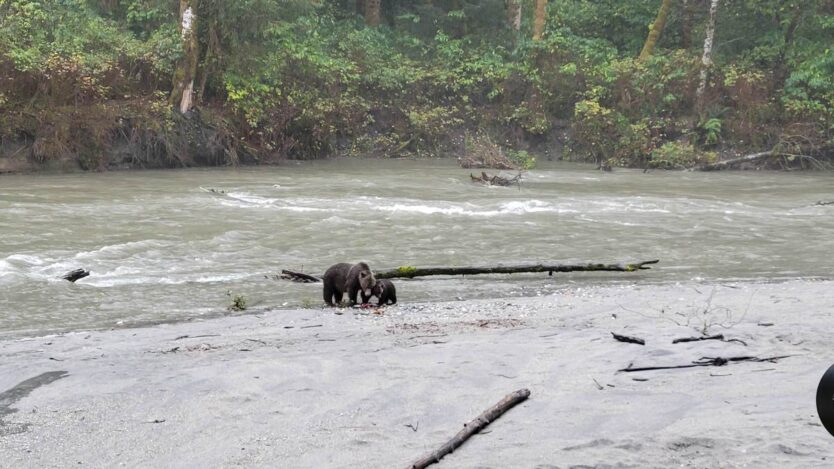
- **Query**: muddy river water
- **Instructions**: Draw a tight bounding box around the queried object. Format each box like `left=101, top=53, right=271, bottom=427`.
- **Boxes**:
left=1, top=159, right=832, bottom=337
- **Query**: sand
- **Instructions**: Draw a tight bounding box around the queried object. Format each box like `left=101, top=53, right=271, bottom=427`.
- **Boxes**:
left=1, top=280, right=833, bottom=468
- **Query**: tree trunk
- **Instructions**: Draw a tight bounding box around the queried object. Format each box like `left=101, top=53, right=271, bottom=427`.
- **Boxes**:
left=171, top=0, right=198, bottom=114
left=532, top=0, right=546, bottom=41
left=638, top=0, right=673, bottom=61
left=695, top=0, right=720, bottom=113
left=365, top=0, right=380, bottom=27
left=506, top=0, right=521, bottom=31
left=774, top=6, right=804, bottom=91
left=355, top=0, right=364, bottom=17
left=681, top=0, right=693, bottom=50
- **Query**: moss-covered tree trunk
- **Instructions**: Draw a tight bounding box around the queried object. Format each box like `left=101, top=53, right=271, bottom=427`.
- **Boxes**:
left=638, top=0, right=673, bottom=61
left=533, top=0, right=546, bottom=41
left=695, top=0, right=720, bottom=112
left=365, top=0, right=380, bottom=27
left=506, top=0, right=521, bottom=31
left=170, top=0, right=198, bottom=114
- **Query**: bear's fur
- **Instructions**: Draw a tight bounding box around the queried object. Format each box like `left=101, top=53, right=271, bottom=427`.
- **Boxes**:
left=322, top=262, right=376, bottom=306
left=363, top=278, right=397, bottom=305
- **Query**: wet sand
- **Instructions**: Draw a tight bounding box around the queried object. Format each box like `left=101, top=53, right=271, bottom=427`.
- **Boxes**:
left=1, top=280, right=833, bottom=468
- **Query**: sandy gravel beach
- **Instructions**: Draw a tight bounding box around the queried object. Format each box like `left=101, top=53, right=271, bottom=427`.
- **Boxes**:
left=2, top=279, right=833, bottom=468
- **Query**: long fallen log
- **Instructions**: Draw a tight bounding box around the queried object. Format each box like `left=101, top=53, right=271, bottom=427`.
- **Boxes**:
left=375, top=260, right=659, bottom=279
left=698, top=151, right=773, bottom=171
left=407, top=388, right=531, bottom=469
left=277, top=260, right=659, bottom=282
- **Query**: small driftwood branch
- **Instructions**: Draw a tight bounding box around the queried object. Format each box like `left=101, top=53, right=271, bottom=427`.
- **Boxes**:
left=280, top=269, right=321, bottom=283
left=611, top=332, right=645, bottom=345
left=408, top=388, right=531, bottom=469
left=470, top=171, right=522, bottom=187
left=376, top=260, right=659, bottom=279
left=672, top=334, right=725, bottom=344
left=816, top=200, right=834, bottom=206
left=619, top=355, right=791, bottom=373
left=672, top=334, right=747, bottom=346
left=62, top=269, right=90, bottom=283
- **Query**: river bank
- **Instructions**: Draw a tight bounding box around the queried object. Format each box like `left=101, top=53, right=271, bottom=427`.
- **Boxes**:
left=1, top=279, right=832, bottom=468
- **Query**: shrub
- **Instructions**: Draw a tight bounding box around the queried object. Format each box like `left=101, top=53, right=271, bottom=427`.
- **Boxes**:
left=648, top=141, right=716, bottom=169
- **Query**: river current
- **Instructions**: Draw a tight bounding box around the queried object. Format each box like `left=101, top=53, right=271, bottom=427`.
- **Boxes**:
left=1, top=159, right=832, bottom=337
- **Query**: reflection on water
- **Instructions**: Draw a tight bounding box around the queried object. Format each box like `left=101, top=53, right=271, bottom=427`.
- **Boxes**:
left=1, top=159, right=832, bottom=336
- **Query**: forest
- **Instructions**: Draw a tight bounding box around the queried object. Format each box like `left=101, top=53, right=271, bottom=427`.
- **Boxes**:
left=1, top=0, right=833, bottom=171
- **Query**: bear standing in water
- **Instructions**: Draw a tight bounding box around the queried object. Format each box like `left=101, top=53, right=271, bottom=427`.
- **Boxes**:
left=363, top=279, right=397, bottom=305
left=322, top=262, right=376, bottom=306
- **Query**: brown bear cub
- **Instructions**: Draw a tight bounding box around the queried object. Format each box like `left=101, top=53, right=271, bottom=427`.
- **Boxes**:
left=322, top=262, right=376, bottom=306
left=363, top=278, right=397, bottom=306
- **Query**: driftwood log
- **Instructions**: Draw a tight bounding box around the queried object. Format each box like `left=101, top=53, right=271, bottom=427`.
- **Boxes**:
left=375, top=260, right=658, bottom=279
left=279, top=270, right=321, bottom=282
left=408, top=388, right=531, bottom=469
left=278, top=260, right=659, bottom=282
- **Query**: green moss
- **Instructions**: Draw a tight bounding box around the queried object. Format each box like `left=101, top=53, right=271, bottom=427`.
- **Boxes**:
left=395, top=266, right=418, bottom=278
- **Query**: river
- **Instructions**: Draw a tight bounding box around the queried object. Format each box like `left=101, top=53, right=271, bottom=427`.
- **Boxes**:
left=1, top=159, right=832, bottom=337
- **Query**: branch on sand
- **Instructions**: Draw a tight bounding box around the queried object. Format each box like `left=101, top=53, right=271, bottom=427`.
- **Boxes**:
left=619, top=355, right=791, bottom=373
left=612, top=332, right=646, bottom=345
left=407, top=388, right=531, bottom=469
left=672, top=334, right=747, bottom=346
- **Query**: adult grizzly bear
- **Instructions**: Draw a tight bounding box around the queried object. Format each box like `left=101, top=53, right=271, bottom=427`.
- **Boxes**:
left=322, top=262, right=376, bottom=306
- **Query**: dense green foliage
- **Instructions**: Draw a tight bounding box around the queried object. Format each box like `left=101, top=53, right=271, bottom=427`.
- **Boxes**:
left=1, top=0, right=833, bottom=170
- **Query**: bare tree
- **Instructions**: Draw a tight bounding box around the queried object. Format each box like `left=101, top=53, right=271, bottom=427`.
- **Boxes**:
left=695, top=0, right=720, bottom=112
left=171, top=0, right=198, bottom=114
